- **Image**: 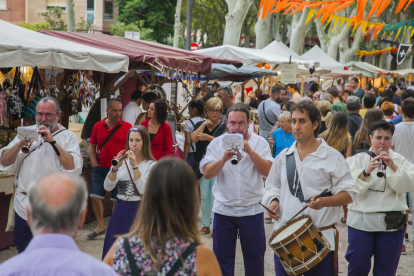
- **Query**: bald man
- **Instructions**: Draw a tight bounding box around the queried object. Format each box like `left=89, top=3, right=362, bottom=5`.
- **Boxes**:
left=0, top=173, right=117, bottom=276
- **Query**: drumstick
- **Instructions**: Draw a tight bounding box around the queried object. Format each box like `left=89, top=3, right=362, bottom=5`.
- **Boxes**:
left=258, top=202, right=277, bottom=216
left=286, top=189, right=329, bottom=224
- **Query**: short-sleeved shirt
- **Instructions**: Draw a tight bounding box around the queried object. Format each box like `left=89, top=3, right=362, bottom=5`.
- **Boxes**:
left=258, top=99, right=281, bottom=140
left=183, top=117, right=205, bottom=153
left=272, top=128, right=295, bottom=158
left=90, top=118, right=132, bottom=168
left=331, top=101, right=348, bottom=115
left=194, top=121, right=227, bottom=162
left=392, top=122, right=414, bottom=164
left=348, top=113, right=363, bottom=141
left=353, top=88, right=365, bottom=101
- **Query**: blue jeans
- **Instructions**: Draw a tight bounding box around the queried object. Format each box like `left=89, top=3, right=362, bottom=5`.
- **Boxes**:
left=199, top=176, right=216, bottom=227
left=91, top=165, right=118, bottom=201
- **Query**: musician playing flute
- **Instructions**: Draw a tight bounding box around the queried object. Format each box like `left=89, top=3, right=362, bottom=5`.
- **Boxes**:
left=345, top=120, right=414, bottom=276
left=0, top=97, right=82, bottom=253
left=201, top=103, right=273, bottom=276
left=263, top=101, right=357, bottom=276
left=101, top=126, right=156, bottom=259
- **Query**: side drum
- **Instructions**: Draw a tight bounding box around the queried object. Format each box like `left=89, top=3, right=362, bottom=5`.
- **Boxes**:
left=268, top=215, right=331, bottom=276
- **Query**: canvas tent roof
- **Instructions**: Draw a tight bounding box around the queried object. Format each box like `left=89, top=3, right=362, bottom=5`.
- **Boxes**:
left=0, top=20, right=129, bottom=73
left=196, top=42, right=316, bottom=66
left=301, top=45, right=346, bottom=70
left=39, top=30, right=242, bottom=76
left=344, top=61, right=391, bottom=78
left=391, top=69, right=414, bottom=76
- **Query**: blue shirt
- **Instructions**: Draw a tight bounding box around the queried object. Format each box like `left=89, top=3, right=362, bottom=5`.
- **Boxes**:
left=391, top=114, right=403, bottom=125
left=272, top=128, right=295, bottom=158
left=0, top=234, right=117, bottom=276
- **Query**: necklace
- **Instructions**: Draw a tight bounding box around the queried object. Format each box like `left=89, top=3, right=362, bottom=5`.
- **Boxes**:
left=283, top=130, right=293, bottom=142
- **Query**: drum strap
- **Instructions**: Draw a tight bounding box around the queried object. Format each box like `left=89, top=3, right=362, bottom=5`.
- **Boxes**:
left=319, top=224, right=338, bottom=276
left=285, top=152, right=305, bottom=202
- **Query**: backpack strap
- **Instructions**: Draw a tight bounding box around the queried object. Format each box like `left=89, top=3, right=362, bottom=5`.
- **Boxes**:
left=188, top=119, right=196, bottom=152
left=262, top=100, right=276, bottom=126
left=123, top=237, right=140, bottom=276
left=285, top=151, right=305, bottom=202
left=166, top=242, right=199, bottom=276
left=97, top=122, right=123, bottom=157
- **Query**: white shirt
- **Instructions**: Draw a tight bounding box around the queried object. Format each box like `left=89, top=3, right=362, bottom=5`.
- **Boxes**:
left=200, top=132, right=273, bottom=217
left=122, top=101, right=142, bottom=126
left=392, top=122, right=414, bottom=163
left=0, top=125, right=83, bottom=220
left=291, top=92, right=302, bottom=103
left=183, top=117, right=205, bottom=153
left=346, top=149, right=414, bottom=232
left=263, top=139, right=358, bottom=250
left=104, top=159, right=156, bottom=201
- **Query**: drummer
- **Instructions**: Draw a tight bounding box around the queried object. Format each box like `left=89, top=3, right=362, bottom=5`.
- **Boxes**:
left=262, top=101, right=358, bottom=276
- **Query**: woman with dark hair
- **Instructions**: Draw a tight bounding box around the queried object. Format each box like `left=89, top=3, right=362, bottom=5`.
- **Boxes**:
left=104, top=159, right=221, bottom=275
left=343, top=90, right=352, bottom=102
left=102, top=126, right=156, bottom=258
left=287, top=83, right=302, bottom=103
left=134, top=92, right=159, bottom=125
left=353, top=108, right=384, bottom=152
left=183, top=100, right=205, bottom=167
left=281, top=100, right=294, bottom=112
left=369, top=87, right=381, bottom=105
left=309, top=82, right=320, bottom=99
left=141, top=99, right=174, bottom=160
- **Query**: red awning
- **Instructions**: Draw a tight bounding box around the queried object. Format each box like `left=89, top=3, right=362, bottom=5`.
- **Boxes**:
left=38, top=30, right=242, bottom=75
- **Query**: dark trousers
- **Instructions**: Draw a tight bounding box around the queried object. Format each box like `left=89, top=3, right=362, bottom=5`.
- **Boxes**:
left=213, top=212, right=266, bottom=276
left=346, top=226, right=404, bottom=276
left=274, top=251, right=335, bottom=276
left=14, top=212, right=33, bottom=253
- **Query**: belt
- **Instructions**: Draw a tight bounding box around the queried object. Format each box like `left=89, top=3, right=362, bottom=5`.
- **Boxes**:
left=319, top=224, right=338, bottom=276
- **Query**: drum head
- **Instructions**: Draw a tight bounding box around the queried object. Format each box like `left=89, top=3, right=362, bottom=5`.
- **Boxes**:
left=271, top=217, right=309, bottom=244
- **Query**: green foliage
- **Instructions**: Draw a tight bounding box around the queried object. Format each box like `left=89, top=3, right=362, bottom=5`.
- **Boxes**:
left=116, top=0, right=175, bottom=43
left=110, top=21, right=155, bottom=41
left=18, top=21, right=52, bottom=31
left=39, top=7, right=66, bottom=30
left=76, top=17, right=93, bottom=33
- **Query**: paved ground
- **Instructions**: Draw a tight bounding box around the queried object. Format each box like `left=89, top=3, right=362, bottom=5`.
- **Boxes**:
left=1, top=213, right=413, bottom=275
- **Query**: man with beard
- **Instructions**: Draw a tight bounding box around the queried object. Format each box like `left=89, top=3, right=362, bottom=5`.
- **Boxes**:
left=258, top=85, right=285, bottom=140
left=200, top=103, right=273, bottom=276
left=0, top=97, right=82, bottom=253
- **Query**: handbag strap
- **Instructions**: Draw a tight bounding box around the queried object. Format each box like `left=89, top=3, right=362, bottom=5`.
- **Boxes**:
left=211, top=122, right=224, bottom=137
left=166, top=242, right=199, bottom=276
left=123, top=237, right=140, bottom=276
left=25, top=129, right=66, bottom=159
left=262, top=100, right=276, bottom=126
left=97, top=122, right=123, bottom=157
left=188, top=119, right=196, bottom=152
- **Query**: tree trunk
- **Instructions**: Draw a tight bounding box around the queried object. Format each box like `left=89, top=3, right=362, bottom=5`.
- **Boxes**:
left=271, top=14, right=282, bottom=42
left=66, top=0, right=75, bottom=32
left=289, top=10, right=312, bottom=54
left=255, top=8, right=272, bottom=49
left=223, top=0, right=254, bottom=46
left=173, top=0, right=183, bottom=48
left=339, top=29, right=363, bottom=63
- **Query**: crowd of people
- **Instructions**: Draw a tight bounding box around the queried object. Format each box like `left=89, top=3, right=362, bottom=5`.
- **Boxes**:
left=0, top=76, right=414, bottom=276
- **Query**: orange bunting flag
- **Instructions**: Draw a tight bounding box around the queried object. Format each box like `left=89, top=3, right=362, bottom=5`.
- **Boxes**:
left=396, top=0, right=409, bottom=14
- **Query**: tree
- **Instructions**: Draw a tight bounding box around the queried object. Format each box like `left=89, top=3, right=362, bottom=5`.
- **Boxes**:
left=116, top=0, right=175, bottom=43
left=173, top=0, right=183, bottom=48
left=289, top=9, right=314, bottom=54
left=223, top=0, right=254, bottom=46
left=110, top=21, right=155, bottom=41
left=66, top=0, right=75, bottom=32
left=39, top=7, right=66, bottom=30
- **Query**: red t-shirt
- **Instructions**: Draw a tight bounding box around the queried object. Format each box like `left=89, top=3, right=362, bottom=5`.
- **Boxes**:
left=141, top=120, right=174, bottom=161
left=90, top=118, right=132, bottom=168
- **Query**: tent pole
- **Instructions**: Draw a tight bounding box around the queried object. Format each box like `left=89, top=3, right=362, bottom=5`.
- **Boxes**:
left=179, top=81, right=208, bottom=117
left=134, top=72, right=149, bottom=87
left=110, top=69, right=137, bottom=96
left=301, top=76, right=305, bottom=97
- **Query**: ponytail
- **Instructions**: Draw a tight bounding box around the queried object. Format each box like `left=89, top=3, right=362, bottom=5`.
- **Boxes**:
left=325, top=110, right=333, bottom=128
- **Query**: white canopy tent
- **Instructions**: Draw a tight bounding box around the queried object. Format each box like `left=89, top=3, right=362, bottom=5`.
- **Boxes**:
left=0, top=20, right=129, bottom=73
left=344, top=61, right=391, bottom=78
left=391, top=69, right=414, bottom=76
left=301, top=45, right=345, bottom=70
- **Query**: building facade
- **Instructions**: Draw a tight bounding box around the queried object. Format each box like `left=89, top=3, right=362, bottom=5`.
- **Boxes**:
left=0, top=0, right=118, bottom=33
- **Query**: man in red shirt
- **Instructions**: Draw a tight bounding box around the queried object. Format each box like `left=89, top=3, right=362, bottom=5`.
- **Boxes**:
left=87, top=99, right=132, bottom=240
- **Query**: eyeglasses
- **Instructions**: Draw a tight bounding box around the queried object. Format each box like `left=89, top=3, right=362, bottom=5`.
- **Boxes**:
left=36, top=112, right=57, bottom=119
left=209, top=109, right=221, bottom=114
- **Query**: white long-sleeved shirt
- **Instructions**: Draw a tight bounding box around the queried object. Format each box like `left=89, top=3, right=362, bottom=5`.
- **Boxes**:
left=346, top=149, right=414, bottom=232
left=199, top=132, right=273, bottom=217
left=263, top=139, right=358, bottom=250
left=104, top=159, right=156, bottom=201
left=0, top=125, right=83, bottom=220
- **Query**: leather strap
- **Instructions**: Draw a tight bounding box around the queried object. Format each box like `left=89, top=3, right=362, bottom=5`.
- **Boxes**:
left=319, top=224, right=338, bottom=276
left=285, top=152, right=305, bottom=202
left=125, top=162, right=143, bottom=199
left=166, top=242, right=198, bottom=276
left=97, top=122, right=123, bottom=158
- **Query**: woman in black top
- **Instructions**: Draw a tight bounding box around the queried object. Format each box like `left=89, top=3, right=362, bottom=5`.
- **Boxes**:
left=191, top=98, right=226, bottom=235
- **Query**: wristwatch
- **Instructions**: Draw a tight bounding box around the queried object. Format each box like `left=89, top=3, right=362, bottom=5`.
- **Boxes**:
left=362, top=169, right=370, bottom=177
